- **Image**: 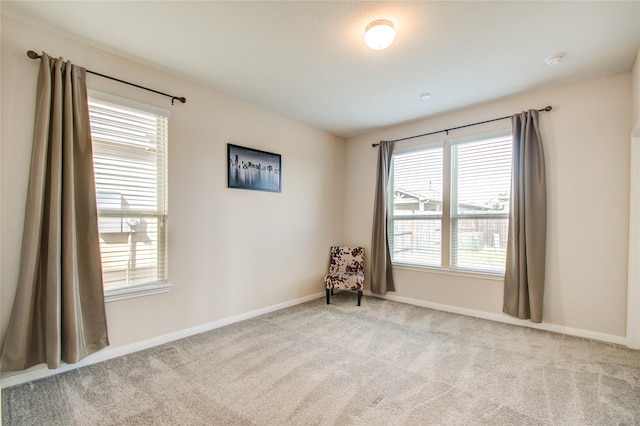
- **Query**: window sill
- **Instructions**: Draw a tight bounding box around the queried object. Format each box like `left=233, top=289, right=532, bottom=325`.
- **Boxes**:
left=392, top=263, right=504, bottom=282
left=105, top=282, right=173, bottom=303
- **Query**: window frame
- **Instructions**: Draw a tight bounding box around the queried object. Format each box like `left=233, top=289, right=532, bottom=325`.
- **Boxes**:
left=88, top=90, right=172, bottom=302
left=389, top=129, right=512, bottom=278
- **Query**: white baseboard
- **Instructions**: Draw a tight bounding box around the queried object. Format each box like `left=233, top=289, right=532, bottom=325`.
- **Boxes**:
left=365, top=291, right=628, bottom=347
left=1, top=292, right=325, bottom=389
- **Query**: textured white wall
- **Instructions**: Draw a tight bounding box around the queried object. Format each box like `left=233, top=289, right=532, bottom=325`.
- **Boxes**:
left=628, top=48, right=640, bottom=348
left=633, top=48, right=640, bottom=128
left=345, top=73, right=632, bottom=338
left=1, top=16, right=345, bottom=349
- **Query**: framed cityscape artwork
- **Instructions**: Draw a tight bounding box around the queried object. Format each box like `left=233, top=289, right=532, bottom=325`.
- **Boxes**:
left=227, top=144, right=281, bottom=193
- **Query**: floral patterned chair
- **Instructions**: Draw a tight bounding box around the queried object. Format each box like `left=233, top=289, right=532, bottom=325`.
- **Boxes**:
left=323, top=246, right=365, bottom=306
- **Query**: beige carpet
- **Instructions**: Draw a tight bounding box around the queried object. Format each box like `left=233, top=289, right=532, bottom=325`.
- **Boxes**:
left=2, top=293, right=640, bottom=425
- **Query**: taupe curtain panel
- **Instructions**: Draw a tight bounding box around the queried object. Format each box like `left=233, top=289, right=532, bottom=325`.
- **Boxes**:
left=371, top=140, right=395, bottom=294
left=1, top=52, right=109, bottom=371
left=503, top=110, right=547, bottom=323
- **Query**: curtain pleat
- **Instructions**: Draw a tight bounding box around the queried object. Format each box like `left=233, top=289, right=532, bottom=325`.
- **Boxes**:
left=371, top=140, right=395, bottom=294
left=503, top=110, right=547, bottom=323
left=1, top=52, right=109, bottom=371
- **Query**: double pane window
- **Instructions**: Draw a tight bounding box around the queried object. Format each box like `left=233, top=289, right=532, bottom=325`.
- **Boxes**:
left=390, top=132, right=512, bottom=274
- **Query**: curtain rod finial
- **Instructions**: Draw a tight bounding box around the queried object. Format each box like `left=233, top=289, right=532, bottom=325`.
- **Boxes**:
left=27, top=50, right=41, bottom=59
left=543, top=106, right=552, bottom=112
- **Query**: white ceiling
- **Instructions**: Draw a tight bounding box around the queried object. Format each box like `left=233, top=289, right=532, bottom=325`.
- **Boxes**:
left=2, top=1, right=639, bottom=138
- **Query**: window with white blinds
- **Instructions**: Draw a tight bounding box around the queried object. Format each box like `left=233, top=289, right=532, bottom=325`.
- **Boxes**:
left=389, top=131, right=512, bottom=274
left=88, top=92, right=169, bottom=293
left=451, top=135, right=511, bottom=273
left=391, top=144, right=443, bottom=267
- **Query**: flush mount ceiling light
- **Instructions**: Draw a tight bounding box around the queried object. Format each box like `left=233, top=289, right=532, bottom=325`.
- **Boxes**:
left=364, top=20, right=395, bottom=50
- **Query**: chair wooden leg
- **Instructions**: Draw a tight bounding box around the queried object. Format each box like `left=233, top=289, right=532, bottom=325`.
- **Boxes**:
left=357, top=291, right=362, bottom=306
left=326, top=289, right=330, bottom=304
left=331, top=289, right=334, bottom=295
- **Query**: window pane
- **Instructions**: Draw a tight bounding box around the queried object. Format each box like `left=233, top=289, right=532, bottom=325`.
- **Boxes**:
left=391, top=218, right=442, bottom=267
left=393, top=147, right=443, bottom=217
left=453, top=137, right=511, bottom=215
left=93, top=142, right=162, bottom=211
left=451, top=217, right=508, bottom=273
left=99, top=216, right=167, bottom=286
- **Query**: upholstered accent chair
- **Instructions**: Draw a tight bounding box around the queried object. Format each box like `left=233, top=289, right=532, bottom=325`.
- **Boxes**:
left=323, top=246, right=365, bottom=306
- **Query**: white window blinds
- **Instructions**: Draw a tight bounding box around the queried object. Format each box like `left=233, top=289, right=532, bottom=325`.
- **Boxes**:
left=451, top=135, right=512, bottom=273
left=88, top=92, right=169, bottom=290
left=390, top=144, right=444, bottom=267
left=389, top=132, right=512, bottom=274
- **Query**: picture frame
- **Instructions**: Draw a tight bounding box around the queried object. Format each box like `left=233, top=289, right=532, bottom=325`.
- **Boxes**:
left=227, top=144, right=282, bottom=193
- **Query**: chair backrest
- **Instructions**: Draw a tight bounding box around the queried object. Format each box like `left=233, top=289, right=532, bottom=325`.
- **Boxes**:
left=329, top=246, right=364, bottom=274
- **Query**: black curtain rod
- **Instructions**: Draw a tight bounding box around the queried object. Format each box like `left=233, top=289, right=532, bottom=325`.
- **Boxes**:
left=27, top=50, right=187, bottom=105
left=371, top=106, right=552, bottom=147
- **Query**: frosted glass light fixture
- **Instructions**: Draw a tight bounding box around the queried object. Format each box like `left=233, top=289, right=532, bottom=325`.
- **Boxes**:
left=364, top=20, right=395, bottom=50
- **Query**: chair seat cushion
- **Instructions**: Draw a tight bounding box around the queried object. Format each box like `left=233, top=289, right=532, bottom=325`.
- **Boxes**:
left=323, top=272, right=364, bottom=291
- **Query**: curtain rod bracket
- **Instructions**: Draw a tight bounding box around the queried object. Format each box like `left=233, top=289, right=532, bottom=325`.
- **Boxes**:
left=27, top=50, right=187, bottom=105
